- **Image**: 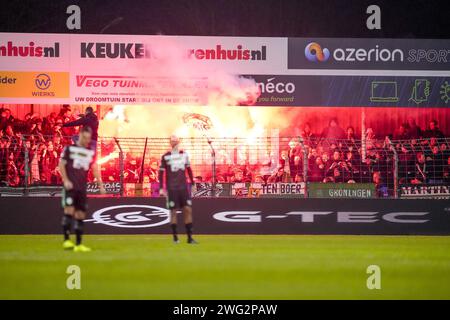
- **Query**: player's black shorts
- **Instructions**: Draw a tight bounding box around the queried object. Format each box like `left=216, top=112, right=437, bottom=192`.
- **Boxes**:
left=167, top=187, right=192, bottom=209
left=62, top=189, right=88, bottom=212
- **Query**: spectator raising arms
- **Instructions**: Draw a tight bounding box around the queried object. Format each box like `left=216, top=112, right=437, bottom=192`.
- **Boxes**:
left=62, top=106, right=99, bottom=151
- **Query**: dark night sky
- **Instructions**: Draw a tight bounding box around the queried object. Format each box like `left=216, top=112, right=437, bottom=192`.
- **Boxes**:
left=0, top=0, right=449, bottom=38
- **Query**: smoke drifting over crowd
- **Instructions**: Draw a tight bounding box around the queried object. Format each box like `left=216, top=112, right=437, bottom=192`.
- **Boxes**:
left=98, top=37, right=289, bottom=139
left=97, top=38, right=450, bottom=141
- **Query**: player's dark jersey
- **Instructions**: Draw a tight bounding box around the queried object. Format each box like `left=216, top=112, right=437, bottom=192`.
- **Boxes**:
left=60, top=145, right=95, bottom=191
left=159, top=150, right=192, bottom=190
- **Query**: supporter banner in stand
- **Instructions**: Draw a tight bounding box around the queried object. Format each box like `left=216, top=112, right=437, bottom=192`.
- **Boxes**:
left=5, top=183, right=450, bottom=200
left=399, top=184, right=450, bottom=199
left=288, top=38, right=450, bottom=71
left=308, top=183, right=376, bottom=199
left=117, top=182, right=304, bottom=198
left=193, top=183, right=231, bottom=197
left=231, top=182, right=305, bottom=198
left=87, top=181, right=121, bottom=195
left=0, top=33, right=449, bottom=106
left=123, top=182, right=160, bottom=197
left=1, top=197, right=449, bottom=235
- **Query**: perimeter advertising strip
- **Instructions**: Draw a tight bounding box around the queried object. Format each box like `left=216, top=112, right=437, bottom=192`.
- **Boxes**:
left=0, top=197, right=449, bottom=235
left=1, top=33, right=449, bottom=106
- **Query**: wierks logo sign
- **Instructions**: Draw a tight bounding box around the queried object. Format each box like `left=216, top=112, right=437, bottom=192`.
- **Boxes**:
left=34, top=73, right=51, bottom=90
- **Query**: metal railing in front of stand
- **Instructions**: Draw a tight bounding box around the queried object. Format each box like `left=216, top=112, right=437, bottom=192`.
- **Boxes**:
left=1, top=135, right=448, bottom=199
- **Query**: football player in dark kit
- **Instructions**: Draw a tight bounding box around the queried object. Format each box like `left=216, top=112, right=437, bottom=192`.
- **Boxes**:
left=59, top=126, right=105, bottom=252
left=159, top=135, right=198, bottom=244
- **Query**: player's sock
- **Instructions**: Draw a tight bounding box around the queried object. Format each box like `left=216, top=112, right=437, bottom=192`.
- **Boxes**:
left=171, top=223, right=178, bottom=241
left=74, top=220, right=84, bottom=245
left=185, top=223, right=193, bottom=241
left=62, top=214, right=73, bottom=241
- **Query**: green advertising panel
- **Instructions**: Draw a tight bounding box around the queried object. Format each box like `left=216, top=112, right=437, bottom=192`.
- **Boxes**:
left=308, top=183, right=375, bottom=199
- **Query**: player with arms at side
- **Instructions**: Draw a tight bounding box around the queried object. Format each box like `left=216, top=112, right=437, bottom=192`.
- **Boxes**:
left=159, top=135, right=198, bottom=244
left=59, top=126, right=105, bottom=252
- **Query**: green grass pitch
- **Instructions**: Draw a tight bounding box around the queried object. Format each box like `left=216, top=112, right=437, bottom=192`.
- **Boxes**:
left=0, top=235, right=449, bottom=299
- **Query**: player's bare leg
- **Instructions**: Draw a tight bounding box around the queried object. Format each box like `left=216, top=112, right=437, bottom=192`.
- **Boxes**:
left=170, top=209, right=179, bottom=243
left=62, top=206, right=75, bottom=250
left=183, top=205, right=197, bottom=244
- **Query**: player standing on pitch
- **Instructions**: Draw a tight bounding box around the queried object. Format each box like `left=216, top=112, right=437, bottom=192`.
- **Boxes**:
left=159, top=135, right=198, bottom=244
left=59, top=126, right=105, bottom=252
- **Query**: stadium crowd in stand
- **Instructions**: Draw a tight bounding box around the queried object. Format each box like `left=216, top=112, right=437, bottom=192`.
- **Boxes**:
left=209, top=118, right=449, bottom=197
left=0, top=106, right=449, bottom=195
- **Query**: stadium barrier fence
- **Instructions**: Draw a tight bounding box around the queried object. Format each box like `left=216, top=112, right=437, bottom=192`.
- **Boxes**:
left=0, top=134, right=448, bottom=199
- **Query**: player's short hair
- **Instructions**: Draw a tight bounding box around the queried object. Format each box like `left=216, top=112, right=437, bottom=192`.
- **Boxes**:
left=85, top=106, right=94, bottom=114
left=80, top=126, right=93, bottom=134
